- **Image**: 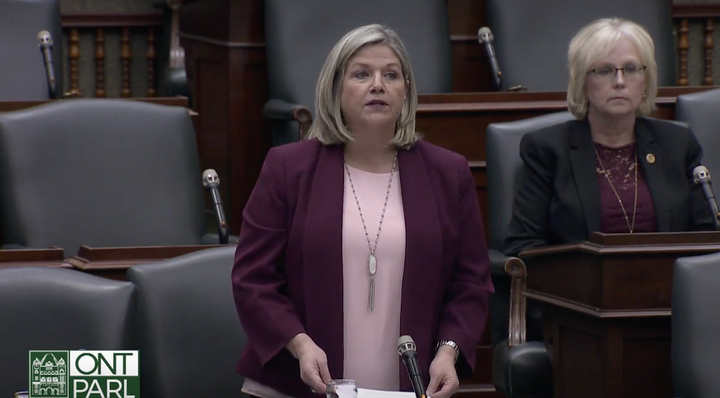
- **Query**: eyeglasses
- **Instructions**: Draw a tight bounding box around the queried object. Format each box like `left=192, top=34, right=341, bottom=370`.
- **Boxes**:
left=588, top=64, right=646, bottom=81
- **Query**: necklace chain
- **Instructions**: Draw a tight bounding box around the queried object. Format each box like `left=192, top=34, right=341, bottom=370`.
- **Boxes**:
left=594, top=146, right=638, bottom=233
left=344, top=151, right=398, bottom=312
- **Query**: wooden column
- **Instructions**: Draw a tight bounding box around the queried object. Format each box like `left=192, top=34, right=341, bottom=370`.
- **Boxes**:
left=69, top=29, right=81, bottom=94
left=95, top=29, right=106, bottom=98
left=120, top=27, right=132, bottom=98
left=678, top=18, right=689, bottom=86
left=704, top=18, right=714, bottom=86
left=146, top=28, right=157, bottom=97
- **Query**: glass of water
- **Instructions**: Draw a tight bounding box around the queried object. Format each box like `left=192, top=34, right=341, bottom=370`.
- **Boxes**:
left=326, top=379, right=357, bottom=398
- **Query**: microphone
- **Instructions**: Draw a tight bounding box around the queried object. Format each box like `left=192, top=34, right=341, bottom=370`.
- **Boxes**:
left=202, top=169, right=229, bottom=244
left=693, top=165, right=720, bottom=230
left=37, top=31, right=57, bottom=98
left=398, top=335, right=426, bottom=398
left=478, top=27, right=502, bottom=91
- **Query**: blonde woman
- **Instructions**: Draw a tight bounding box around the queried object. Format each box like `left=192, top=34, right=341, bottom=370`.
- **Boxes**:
left=232, top=24, right=493, bottom=398
left=504, top=17, right=715, bottom=258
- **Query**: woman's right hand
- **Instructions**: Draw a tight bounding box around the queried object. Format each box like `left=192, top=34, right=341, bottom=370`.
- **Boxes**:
left=287, top=333, right=332, bottom=393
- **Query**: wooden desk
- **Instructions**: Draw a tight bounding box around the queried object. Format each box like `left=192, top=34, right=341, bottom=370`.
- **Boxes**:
left=519, top=231, right=720, bottom=398
left=416, top=86, right=718, bottom=237
left=67, top=244, right=228, bottom=280
left=0, top=248, right=71, bottom=269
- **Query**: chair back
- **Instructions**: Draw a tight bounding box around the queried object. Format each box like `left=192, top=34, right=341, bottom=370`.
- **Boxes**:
left=126, top=246, right=247, bottom=398
left=0, top=267, right=135, bottom=396
left=676, top=88, right=720, bottom=177
left=0, top=99, right=206, bottom=256
left=485, top=0, right=675, bottom=91
left=264, top=0, right=452, bottom=145
left=0, top=0, right=63, bottom=100
left=486, top=112, right=576, bottom=251
left=672, top=252, right=720, bottom=398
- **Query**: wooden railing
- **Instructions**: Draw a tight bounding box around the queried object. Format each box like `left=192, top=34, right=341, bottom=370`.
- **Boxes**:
left=61, top=13, right=163, bottom=98
left=672, top=3, right=720, bottom=86
left=60, top=5, right=720, bottom=97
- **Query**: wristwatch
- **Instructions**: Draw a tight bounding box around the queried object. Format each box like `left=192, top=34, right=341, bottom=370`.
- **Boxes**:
left=437, top=340, right=460, bottom=363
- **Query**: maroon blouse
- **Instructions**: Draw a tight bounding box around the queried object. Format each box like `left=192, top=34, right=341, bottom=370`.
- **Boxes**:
left=594, top=142, right=657, bottom=233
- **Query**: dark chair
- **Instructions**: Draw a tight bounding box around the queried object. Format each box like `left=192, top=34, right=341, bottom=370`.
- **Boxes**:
left=0, top=0, right=64, bottom=100
left=126, top=246, right=247, bottom=398
left=485, top=0, right=676, bottom=91
left=672, top=252, right=720, bottom=398
left=675, top=88, right=720, bottom=177
left=263, top=0, right=452, bottom=145
left=0, top=267, right=136, bottom=397
left=0, top=99, right=226, bottom=256
left=486, top=111, right=575, bottom=397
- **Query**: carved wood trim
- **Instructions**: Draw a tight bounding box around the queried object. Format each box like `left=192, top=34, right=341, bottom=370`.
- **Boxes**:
left=678, top=18, right=689, bottom=87
left=61, top=13, right=163, bottom=28
left=146, top=28, right=157, bottom=97
left=95, top=29, right=106, bottom=98
left=120, top=28, right=132, bottom=98
left=705, top=18, right=714, bottom=86
left=504, top=257, right=527, bottom=347
left=69, top=29, right=81, bottom=94
left=672, top=4, right=720, bottom=19
left=294, top=106, right=313, bottom=141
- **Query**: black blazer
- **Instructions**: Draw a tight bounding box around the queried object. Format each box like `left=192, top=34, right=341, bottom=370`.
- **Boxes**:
left=504, top=117, right=715, bottom=256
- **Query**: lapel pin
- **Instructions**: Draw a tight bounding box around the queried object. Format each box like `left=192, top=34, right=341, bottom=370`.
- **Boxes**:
left=646, top=153, right=656, bottom=164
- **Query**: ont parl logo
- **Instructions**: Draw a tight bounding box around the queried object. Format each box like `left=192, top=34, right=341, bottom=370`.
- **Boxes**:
left=28, top=351, right=139, bottom=398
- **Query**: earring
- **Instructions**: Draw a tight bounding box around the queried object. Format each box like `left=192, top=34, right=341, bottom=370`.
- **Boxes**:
left=642, top=92, right=646, bottom=98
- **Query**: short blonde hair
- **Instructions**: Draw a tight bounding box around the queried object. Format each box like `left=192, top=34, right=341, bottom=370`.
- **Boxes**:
left=567, top=18, right=658, bottom=119
left=305, top=24, right=419, bottom=148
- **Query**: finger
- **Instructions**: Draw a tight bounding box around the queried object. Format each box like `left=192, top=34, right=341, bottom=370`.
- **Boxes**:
left=319, top=360, right=332, bottom=384
left=426, top=376, right=440, bottom=396
left=303, top=365, right=327, bottom=393
left=429, top=381, right=451, bottom=398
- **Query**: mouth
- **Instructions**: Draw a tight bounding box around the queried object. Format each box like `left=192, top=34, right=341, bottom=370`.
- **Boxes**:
left=366, top=100, right=388, bottom=106
left=610, top=96, right=628, bottom=101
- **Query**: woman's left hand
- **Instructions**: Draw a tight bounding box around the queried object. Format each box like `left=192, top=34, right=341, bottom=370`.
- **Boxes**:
left=426, top=346, right=459, bottom=398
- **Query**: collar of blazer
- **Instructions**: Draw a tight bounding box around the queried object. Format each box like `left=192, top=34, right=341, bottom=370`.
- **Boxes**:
left=568, top=117, right=671, bottom=235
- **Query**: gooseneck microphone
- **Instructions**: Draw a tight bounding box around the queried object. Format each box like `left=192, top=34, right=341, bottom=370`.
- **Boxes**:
left=693, top=165, right=720, bottom=230
left=37, top=31, right=57, bottom=98
left=478, top=27, right=502, bottom=91
left=398, top=335, right=426, bottom=398
left=202, top=169, right=229, bottom=244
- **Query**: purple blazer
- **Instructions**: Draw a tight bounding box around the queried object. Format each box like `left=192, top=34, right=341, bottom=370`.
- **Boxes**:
left=232, top=138, right=493, bottom=398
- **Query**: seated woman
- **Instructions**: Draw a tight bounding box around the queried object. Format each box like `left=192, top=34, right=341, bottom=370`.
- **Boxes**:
left=499, top=17, right=715, bottom=344
left=506, top=17, right=715, bottom=256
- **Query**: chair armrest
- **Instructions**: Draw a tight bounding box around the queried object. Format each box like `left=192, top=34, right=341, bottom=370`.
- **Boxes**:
left=263, top=99, right=313, bottom=140
left=489, top=249, right=511, bottom=275
left=264, top=99, right=313, bottom=123
left=505, top=256, right=528, bottom=347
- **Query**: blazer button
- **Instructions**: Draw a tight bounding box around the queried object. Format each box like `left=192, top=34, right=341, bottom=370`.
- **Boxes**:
left=646, top=153, right=656, bottom=164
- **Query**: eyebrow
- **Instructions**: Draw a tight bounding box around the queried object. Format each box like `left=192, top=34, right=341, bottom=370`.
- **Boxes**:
left=348, top=62, right=401, bottom=68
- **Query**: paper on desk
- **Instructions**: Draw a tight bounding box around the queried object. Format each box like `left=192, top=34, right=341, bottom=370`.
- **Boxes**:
left=357, top=388, right=417, bottom=398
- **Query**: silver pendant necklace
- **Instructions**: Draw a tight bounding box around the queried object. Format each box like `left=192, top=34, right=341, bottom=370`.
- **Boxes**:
left=344, top=151, right=398, bottom=312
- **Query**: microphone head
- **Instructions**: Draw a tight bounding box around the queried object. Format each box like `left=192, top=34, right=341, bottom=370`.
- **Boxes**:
left=693, top=165, right=711, bottom=184
left=202, top=169, right=220, bottom=188
left=37, top=31, right=53, bottom=47
left=478, top=26, right=493, bottom=43
left=397, top=335, right=416, bottom=356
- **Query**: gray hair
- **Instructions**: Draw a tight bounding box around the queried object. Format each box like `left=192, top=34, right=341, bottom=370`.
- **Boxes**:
left=567, top=18, right=658, bottom=119
left=305, top=24, right=419, bottom=148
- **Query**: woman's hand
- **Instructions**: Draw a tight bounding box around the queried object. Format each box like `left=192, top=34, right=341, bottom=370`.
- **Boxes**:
left=426, top=346, right=459, bottom=398
left=287, top=333, right=332, bottom=393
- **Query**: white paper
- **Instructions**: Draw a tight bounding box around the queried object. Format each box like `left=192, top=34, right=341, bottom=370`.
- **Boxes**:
left=357, top=388, right=417, bottom=398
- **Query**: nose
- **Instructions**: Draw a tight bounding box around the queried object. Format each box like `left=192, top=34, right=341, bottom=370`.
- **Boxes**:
left=369, top=72, right=385, bottom=93
left=613, top=69, right=626, bottom=88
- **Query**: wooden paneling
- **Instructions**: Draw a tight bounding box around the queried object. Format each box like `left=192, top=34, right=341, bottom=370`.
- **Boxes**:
left=180, top=0, right=272, bottom=234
